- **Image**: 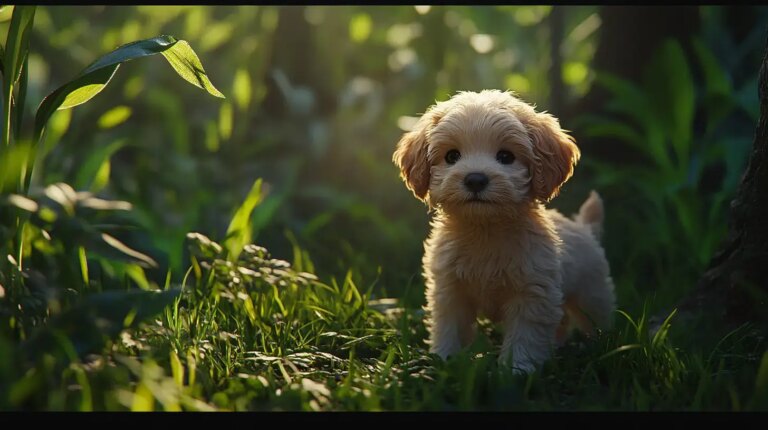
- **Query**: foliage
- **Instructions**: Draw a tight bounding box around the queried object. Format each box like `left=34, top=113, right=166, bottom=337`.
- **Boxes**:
left=0, top=5, right=767, bottom=411
left=574, top=28, right=763, bottom=309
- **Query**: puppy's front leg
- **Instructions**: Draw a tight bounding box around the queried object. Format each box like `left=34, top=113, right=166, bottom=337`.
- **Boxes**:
left=499, top=286, right=563, bottom=374
left=426, top=276, right=476, bottom=360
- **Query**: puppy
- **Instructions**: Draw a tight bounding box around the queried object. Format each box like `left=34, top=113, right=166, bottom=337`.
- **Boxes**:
left=393, top=90, right=615, bottom=373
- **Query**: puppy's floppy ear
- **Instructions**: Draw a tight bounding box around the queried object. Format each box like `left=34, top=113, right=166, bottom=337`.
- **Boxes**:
left=526, top=111, right=580, bottom=202
left=392, top=110, right=440, bottom=201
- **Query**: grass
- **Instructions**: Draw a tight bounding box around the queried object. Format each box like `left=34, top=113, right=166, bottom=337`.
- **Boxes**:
left=2, top=231, right=766, bottom=411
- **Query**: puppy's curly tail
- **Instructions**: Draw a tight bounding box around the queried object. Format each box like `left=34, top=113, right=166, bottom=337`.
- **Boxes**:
left=573, top=190, right=604, bottom=241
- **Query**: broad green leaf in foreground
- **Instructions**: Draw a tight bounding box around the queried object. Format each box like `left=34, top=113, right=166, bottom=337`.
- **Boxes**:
left=34, top=35, right=224, bottom=143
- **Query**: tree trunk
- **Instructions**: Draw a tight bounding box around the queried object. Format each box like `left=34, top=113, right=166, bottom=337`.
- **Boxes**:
left=675, top=40, right=768, bottom=327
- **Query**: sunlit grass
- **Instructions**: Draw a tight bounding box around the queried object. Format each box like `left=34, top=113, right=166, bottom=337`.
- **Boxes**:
left=2, top=229, right=766, bottom=410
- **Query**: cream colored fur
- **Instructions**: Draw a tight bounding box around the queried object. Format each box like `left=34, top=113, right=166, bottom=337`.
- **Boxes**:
left=393, top=90, right=616, bottom=373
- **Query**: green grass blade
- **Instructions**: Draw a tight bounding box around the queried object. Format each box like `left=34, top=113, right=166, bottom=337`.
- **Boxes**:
left=224, top=178, right=264, bottom=259
left=13, top=52, right=28, bottom=140
left=98, top=233, right=158, bottom=268
left=651, top=308, right=677, bottom=348
left=2, top=6, right=35, bottom=85
left=2, top=6, right=35, bottom=147
left=755, top=350, right=768, bottom=396
left=598, top=343, right=643, bottom=361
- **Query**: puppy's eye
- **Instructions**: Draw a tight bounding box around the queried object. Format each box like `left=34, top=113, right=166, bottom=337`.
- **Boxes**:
left=496, top=150, right=515, bottom=165
left=445, top=149, right=461, bottom=165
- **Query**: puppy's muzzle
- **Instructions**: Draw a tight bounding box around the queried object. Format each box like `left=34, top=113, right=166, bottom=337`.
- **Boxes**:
left=464, top=172, right=489, bottom=193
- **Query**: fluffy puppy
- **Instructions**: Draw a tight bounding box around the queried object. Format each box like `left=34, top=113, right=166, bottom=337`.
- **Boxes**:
left=393, top=90, right=615, bottom=373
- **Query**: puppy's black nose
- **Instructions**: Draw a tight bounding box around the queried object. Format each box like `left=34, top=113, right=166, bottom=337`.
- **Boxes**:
left=464, top=172, right=489, bottom=193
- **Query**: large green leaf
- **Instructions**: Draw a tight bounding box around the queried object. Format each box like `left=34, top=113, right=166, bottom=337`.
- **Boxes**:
left=21, top=288, right=181, bottom=361
left=34, top=35, right=224, bottom=143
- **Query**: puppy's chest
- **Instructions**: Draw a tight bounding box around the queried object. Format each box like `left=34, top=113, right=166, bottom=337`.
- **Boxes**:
left=427, top=227, right=560, bottom=319
left=452, top=245, right=522, bottom=287
left=432, top=232, right=533, bottom=291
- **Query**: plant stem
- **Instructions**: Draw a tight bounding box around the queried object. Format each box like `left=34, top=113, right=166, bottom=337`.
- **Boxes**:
left=2, top=86, right=11, bottom=147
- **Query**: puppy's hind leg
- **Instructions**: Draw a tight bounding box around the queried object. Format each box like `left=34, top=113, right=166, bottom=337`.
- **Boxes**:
left=425, top=278, right=476, bottom=360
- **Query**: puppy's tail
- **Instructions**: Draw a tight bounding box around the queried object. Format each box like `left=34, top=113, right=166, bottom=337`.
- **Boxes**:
left=573, top=190, right=604, bottom=241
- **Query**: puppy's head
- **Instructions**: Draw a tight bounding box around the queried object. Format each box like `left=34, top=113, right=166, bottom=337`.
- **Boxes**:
left=392, top=90, right=579, bottom=217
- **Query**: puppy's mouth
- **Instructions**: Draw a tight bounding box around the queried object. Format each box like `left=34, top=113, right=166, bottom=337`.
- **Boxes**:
left=465, top=194, right=494, bottom=204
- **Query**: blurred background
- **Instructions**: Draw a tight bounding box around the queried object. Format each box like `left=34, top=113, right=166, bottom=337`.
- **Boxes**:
left=8, top=5, right=768, bottom=314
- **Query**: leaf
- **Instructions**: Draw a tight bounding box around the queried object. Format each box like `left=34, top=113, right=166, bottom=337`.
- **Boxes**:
left=224, top=178, right=265, bottom=260
left=594, top=73, right=673, bottom=172
left=692, top=37, right=735, bottom=132
left=14, top=52, right=29, bottom=139
left=21, top=288, right=181, bottom=361
left=2, top=6, right=35, bottom=147
left=2, top=6, right=35, bottom=87
left=579, top=121, right=646, bottom=152
left=594, top=72, right=656, bottom=131
left=0, top=6, right=15, bottom=23
left=644, top=39, right=695, bottom=167
left=651, top=309, right=677, bottom=348
left=97, top=105, right=132, bottom=129
left=232, top=68, right=252, bottom=111
left=6, top=193, right=38, bottom=212
left=34, top=35, right=224, bottom=143
left=349, top=13, right=372, bottom=43
left=74, top=139, right=128, bottom=191
left=0, top=141, right=32, bottom=193
left=34, top=65, right=119, bottom=142
left=692, top=37, right=732, bottom=97
left=170, top=351, right=184, bottom=388
left=160, top=39, right=225, bottom=98
left=756, top=350, right=768, bottom=394
left=98, top=233, right=158, bottom=268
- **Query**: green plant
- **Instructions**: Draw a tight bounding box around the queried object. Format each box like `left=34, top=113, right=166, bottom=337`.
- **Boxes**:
left=0, top=5, right=224, bottom=405
left=574, top=37, right=755, bottom=309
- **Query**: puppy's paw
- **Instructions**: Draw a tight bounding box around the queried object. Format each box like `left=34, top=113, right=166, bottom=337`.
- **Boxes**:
left=511, top=361, right=536, bottom=375
left=499, top=356, right=537, bottom=375
left=430, top=344, right=460, bottom=361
